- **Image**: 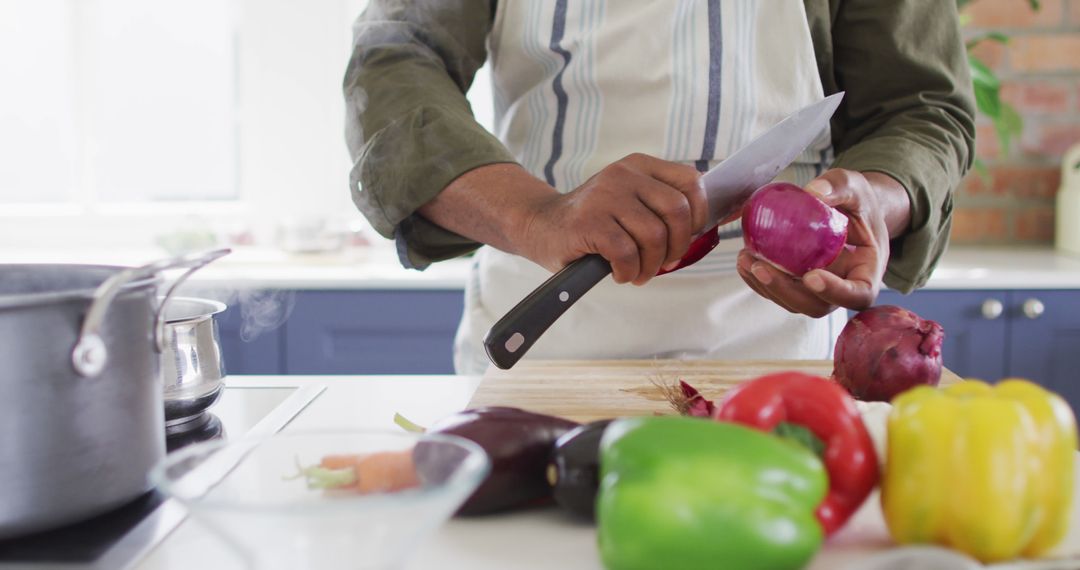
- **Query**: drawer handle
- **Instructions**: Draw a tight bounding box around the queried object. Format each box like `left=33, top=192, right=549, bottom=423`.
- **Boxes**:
left=1022, top=298, right=1045, bottom=320
left=981, top=299, right=1003, bottom=320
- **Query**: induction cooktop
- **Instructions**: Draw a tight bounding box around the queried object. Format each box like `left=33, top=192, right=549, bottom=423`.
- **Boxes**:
left=0, top=382, right=324, bottom=570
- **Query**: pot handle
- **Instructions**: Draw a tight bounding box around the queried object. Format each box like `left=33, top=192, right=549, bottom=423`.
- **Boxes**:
left=151, top=249, right=232, bottom=353
left=72, top=248, right=231, bottom=377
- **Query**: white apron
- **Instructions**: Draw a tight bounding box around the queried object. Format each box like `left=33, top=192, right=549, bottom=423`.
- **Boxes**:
left=455, top=0, right=847, bottom=375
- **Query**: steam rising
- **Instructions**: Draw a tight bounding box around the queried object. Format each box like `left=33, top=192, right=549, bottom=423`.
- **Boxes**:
left=235, top=289, right=295, bottom=342
left=176, top=286, right=295, bottom=342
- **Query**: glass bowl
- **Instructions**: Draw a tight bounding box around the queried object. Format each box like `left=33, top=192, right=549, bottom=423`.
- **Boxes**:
left=150, top=430, right=490, bottom=570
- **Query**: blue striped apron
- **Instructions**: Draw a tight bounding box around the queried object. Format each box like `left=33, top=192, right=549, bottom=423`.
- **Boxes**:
left=455, top=0, right=846, bottom=375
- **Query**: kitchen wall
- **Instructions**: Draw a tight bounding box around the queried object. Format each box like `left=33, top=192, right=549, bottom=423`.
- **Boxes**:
left=954, top=0, right=1080, bottom=244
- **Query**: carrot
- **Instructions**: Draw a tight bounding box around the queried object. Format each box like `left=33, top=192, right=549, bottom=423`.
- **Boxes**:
left=290, top=450, right=420, bottom=494
left=320, top=454, right=364, bottom=470
left=353, top=451, right=420, bottom=493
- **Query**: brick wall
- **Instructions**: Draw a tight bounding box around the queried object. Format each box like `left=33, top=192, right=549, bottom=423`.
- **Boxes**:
left=953, top=0, right=1080, bottom=244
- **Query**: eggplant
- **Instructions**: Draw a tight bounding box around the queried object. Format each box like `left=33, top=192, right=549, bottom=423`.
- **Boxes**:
left=414, top=407, right=579, bottom=516
left=547, top=419, right=612, bottom=520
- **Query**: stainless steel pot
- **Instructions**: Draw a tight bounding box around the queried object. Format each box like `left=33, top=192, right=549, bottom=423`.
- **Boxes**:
left=0, top=249, right=228, bottom=539
left=161, top=297, right=227, bottom=430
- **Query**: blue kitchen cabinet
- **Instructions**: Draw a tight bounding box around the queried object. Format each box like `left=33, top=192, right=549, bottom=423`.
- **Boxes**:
left=1008, top=290, right=1080, bottom=407
left=283, top=290, right=465, bottom=374
left=875, top=290, right=1008, bottom=382
left=212, top=289, right=465, bottom=375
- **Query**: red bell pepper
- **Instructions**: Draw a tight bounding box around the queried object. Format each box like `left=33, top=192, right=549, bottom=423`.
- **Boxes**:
left=713, top=371, right=878, bottom=535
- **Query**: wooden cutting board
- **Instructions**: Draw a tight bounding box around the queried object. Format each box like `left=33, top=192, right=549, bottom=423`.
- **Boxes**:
left=468, top=359, right=962, bottom=422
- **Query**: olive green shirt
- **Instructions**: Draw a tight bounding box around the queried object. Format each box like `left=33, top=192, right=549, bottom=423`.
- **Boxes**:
left=344, top=0, right=975, bottom=293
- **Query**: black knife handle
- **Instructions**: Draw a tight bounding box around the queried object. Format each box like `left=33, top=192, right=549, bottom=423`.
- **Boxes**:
left=483, top=254, right=613, bottom=370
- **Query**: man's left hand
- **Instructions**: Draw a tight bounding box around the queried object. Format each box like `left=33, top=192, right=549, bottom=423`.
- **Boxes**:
left=736, top=169, right=911, bottom=318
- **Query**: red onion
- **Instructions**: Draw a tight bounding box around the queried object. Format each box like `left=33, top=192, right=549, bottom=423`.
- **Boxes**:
left=678, top=380, right=715, bottom=418
left=656, top=379, right=715, bottom=417
left=741, top=182, right=848, bottom=276
left=833, top=305, right=945, bottom=402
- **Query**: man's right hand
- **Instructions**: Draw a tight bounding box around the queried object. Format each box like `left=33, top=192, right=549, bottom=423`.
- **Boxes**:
left=515, top=154, right=707, bottom=285
left=418, top=154, right=707, bottom=285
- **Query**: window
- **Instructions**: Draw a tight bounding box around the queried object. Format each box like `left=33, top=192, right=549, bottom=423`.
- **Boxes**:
left=0, top=0, right=495, bottom=251
left=1, top=0, right=237, bottom=206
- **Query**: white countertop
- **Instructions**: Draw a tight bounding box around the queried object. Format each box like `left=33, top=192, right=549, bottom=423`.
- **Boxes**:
left=4, top=245, right=1080, bottom=290
left=136, top=375, right=1080, bottom=570
left=916, top=247, right=1080, bottom=290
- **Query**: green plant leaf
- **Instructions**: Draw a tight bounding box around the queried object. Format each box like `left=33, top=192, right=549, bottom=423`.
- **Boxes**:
left=973, top=81, right=1002, bottom=119
left=994, top=102, right=1023, bottom=155
left=960, top=0, right=1036, bottom=164
left=968, top=56, right=1000, bottom=90
left=969, top=56, right=1003, bottom=119
left=966, top=31, right=1009, bottom=50
left=999, top=103, right=1023, bottom=136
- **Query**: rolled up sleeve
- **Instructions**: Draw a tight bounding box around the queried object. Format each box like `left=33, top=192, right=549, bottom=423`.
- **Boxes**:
left=344, top=1, right=515, bottom=269
left=827, top=0, right=976, bottom=292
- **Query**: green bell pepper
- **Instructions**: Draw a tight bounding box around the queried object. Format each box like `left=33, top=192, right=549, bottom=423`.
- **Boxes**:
left=598, top=416, right=828, bottom=570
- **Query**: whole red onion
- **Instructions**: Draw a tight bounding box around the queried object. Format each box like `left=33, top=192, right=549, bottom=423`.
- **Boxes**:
left=833, top=305, right=945, bottom=402
left=742, top=182, right=848, bottom=276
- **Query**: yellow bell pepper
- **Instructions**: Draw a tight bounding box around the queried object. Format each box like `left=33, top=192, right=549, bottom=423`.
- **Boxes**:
left=882, top=379, right=1077, bottom=563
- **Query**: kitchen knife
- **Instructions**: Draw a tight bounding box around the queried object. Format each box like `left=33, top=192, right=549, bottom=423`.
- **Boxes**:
left=484, top=92, right=845, bottom=370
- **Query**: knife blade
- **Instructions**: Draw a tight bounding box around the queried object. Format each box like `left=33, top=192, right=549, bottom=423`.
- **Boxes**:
left=701, top=92, right=844, bottom=226
left=484, top=92, right=845, bottom=370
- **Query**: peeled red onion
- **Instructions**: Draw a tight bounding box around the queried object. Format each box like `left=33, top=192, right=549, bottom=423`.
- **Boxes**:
left=833, top=305, right=945, bottom=402
left=741, top=182, right=848, bottom=276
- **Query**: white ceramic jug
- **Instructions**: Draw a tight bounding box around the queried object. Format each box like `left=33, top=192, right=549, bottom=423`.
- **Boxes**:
left=1056, top=142, right=1080, bottom=256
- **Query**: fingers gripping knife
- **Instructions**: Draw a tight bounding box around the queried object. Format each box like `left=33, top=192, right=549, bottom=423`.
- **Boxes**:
left=484, top=93, right=845, bottom=370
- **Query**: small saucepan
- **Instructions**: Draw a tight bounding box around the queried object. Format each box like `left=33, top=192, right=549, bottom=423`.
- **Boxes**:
left=160, top=296, right=227, bottom=432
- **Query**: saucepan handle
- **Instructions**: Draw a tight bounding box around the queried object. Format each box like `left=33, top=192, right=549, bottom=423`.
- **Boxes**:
left=71, top=248, right=231, bottom=377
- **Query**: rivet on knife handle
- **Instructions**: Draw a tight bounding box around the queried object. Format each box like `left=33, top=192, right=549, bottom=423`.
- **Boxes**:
left=483, top=254, right=613, bottom=369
